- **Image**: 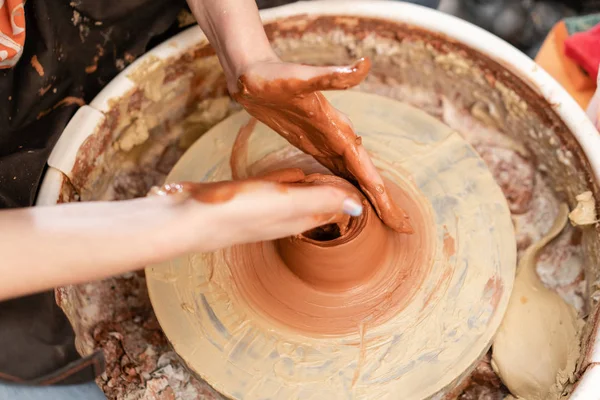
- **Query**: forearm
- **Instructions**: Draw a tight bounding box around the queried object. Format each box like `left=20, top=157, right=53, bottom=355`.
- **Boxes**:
left=0, top=196, right=198, bottom=301
left=187, top=0, right=276, bottom=91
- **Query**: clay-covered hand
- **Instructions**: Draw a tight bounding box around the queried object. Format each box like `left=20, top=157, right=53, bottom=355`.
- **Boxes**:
left=188, top=0, right=411, bottom=232
left=150, top=178, right=362, bottom=253
left=231, top=57, right=412, bottom=233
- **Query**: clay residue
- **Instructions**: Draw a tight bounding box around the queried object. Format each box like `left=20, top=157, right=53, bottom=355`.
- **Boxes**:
left=476, top=146, right=535, bottom=215
left=127, top=55, right=167, bottom=102
left=86, top=45, right=105, bottom=74
left=38, top=84, right=52, bottom=96
left=443, top=226, right=456, bottom=258
left=116, top=118, right=149, bottom=152
left=36, top=96, right=85, bottom=119
left=57, top=274, right=222, bottom=400
left=31, top=55, right=44, bottom=76
left=148, top=172, right=327, bottom=205
left=492, top=204, right=583, bottom=400
left=569, top=191, right=597, bottom=226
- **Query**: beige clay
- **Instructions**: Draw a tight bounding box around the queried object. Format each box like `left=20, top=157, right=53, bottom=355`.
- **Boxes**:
left=569, top=191, right=597, bottom=226
left=492, top=204, right=583, bottom=400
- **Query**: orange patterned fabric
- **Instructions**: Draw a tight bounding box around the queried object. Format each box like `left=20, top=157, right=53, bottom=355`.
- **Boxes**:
left=0, top=0, right=25, bottom=68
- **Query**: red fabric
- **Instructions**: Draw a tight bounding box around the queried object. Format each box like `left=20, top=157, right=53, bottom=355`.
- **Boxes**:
left=564, top=24, right=600, bottom=80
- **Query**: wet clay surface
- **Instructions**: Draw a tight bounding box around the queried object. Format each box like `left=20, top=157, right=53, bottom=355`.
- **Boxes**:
left=145, top=90, right=515, bottom=399
left=151, top=169, right=432, bottom=337
left=227, top=174, right=433, bottom=335
left=151, top=80, right=435, bottom=338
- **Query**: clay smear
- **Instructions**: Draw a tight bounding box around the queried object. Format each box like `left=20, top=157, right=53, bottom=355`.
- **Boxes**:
left=569, top=191, right=597, bottom=226
left=30, top=55, right=44, bottom=76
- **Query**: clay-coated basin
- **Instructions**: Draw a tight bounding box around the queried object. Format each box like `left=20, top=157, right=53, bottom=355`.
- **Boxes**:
left=36, top=1, right=600, bottom=399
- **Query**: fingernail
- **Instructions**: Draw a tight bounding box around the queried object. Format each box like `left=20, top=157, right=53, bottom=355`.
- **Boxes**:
left=343, top=198, right=363, bottom=217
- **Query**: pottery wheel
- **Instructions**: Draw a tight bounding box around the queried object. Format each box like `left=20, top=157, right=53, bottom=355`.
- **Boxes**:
left=146, top=91, right=516, bottom=399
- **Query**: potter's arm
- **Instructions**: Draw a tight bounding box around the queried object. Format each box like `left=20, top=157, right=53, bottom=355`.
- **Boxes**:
left=0, top=196, right=193, bottom=301
left=0, top=184, right=355, bottom=301
left=187, top=0, right=277, bottom=92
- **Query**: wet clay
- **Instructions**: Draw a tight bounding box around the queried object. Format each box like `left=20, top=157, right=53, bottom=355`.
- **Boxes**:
left=220, top=111, right=431, bottom=333
left=148, top=171, right=319, bottom=204
left=151, top=155, right=426, bottom=327
left=228, top=174, right=433, bottom=334
left=146, top=91, right=515, bottom=400
left=491, top=204, right=583, bottom=400
left=233, top=58, right=412, bottom=233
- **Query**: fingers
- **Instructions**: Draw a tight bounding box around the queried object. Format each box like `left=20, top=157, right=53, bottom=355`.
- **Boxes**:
left=192, top=181, right=365, bottom=249
left=244, top=185, right=362, bottom=242
left=303, top=57, right=372, bottom=92
left=210, top=181, right=362, bottom=223
left=282, top=57, right=372, bottom=96
left=283, top=184, right=363, bottom=219
left=345, top=146, right=414, bottom=234
left=236, top=58, right=372, bottom=98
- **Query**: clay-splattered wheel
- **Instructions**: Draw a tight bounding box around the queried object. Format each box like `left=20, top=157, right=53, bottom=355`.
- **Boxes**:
left=145, top=91, right=516, bottom=399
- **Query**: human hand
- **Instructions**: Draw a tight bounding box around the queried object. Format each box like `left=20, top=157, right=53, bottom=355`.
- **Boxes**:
left=231, top=57, right=413, bottom=233
left=150, top=176, right=363, bottom=253
left=187, top=0, right=411, bottom=232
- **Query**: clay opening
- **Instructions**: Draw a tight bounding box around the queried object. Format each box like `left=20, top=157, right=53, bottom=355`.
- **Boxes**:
left=303, top=223, right=343, bottom=241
